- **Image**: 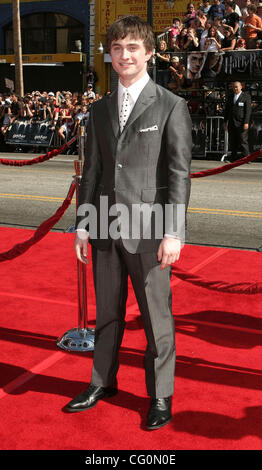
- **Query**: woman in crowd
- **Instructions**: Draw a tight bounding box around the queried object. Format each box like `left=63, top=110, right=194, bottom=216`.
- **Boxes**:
left=155, top=40, right=171, bottom=88
left=183, top=3, right=197, bottom=27
left=221, top=26, right=237, bottom=50
left=204, top=26, right=222, bottom=51
left=199, top=18, right=213, bottom=50
left=57, top=99, right=75, bottom=142
left=174, top=27, right=189, bottom=51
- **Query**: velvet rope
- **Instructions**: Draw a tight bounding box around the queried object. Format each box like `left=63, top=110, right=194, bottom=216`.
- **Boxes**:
left=0, top=137, right=76, bottom=166
left=0, top=181, right=76, bottom=262
left=190, top=149, right=262, bottom=178
left=172, top=265, right=262, bottom=294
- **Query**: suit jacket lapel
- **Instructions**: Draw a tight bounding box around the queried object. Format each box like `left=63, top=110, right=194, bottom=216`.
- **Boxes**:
left=234, top=92, right=242, bottom=104
left=124, top=79, right=157, bottom=132
left=105, top=78, right=157, bottom=138
left=106, top=89, right=120, bottom=139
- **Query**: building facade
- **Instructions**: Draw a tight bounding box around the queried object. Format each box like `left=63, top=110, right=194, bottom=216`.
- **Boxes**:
left=0, top=0, right=90, bottom=92
left=0, top=0, right=191, bottom=94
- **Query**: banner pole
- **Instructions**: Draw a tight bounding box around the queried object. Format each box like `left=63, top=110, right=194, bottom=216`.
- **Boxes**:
left=57, top=123, right=95, bottom=352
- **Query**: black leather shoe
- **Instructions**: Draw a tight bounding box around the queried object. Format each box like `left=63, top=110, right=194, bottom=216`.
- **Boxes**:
left=146, top=397, right=172, bottom=430
left=65, top=384, right=118, bottom=413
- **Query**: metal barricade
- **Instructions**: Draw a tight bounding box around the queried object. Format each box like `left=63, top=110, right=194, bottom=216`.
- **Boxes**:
left=205, top=116, right=228, bottom=160
left=57, top=123, right=95, bottom=352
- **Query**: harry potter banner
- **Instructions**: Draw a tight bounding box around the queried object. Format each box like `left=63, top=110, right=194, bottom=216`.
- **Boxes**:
left=168, top=50, right=262, bottom=83
left=7, top=120, right=54, bottom=147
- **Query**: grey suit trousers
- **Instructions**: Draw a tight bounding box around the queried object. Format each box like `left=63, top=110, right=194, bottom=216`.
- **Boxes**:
left=91, top=238, right=175, bottom=398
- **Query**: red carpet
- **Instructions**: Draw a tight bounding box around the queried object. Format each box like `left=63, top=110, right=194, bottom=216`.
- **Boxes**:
left=0, top=227, right=261, bottom=450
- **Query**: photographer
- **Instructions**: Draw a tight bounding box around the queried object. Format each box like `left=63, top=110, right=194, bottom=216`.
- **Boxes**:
left=43, top=99, right=55, bottom=122
left=35, top=96, right=47, bottom=121
left=183, top=27, right=199, bottom=51
left=23, top=96, right=35, bottom=119
left=71, top=104, right=90, bottom=137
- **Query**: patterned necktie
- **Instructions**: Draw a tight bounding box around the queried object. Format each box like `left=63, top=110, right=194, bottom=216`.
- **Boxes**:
left=119, top=90, right=130, bottom=133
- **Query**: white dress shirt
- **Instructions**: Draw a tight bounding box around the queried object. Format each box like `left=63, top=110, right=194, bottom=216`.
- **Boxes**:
left=234, top=92, right=242, bottom=103
left=118, top=72, right=150, bottom=121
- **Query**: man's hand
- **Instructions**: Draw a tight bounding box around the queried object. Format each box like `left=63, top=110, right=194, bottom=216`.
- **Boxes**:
left=157, top=237, right=181, bottom=270
left=243, top=123, right=249, bottom=131
left=74, top=232, right=89, bottom=264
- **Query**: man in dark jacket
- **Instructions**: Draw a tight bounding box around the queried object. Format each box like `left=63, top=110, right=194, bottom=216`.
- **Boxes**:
left=224, top=81, right=251, bottom=162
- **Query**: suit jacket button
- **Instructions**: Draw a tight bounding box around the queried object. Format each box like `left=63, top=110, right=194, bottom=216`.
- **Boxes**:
left=117, top=163, right=123, bottom=169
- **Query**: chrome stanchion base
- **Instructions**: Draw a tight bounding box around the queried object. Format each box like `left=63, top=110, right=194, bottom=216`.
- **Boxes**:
left=56, top=327, right=95, bottom=352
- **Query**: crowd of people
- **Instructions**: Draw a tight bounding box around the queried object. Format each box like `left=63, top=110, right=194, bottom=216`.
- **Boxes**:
left=163, top=0, right=262, bottom=52
left=0, top=85, right=103, bottom=152
left=1, top=0, right=261, bottom=152
left=156, top=0, right=262, bottom=90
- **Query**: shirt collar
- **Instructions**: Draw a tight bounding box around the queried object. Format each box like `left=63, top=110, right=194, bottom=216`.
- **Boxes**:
left=118, top=73, right=150, bottom=106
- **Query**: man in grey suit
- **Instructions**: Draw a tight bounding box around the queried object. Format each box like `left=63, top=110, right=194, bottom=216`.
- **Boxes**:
left=66, top=15, right=192, bottom=430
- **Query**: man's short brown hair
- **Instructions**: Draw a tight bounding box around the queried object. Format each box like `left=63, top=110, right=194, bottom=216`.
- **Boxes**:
left=106, top=15, right=155, bottom=53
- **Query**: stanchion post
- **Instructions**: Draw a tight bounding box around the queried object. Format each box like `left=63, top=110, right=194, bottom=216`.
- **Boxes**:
left=57, top=123, right=95, bottom=352
left=221, top=122, right=229, bottom=162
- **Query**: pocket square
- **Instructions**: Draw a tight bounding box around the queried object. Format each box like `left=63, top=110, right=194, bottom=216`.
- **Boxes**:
left=139, top=125, right=158, bottom=133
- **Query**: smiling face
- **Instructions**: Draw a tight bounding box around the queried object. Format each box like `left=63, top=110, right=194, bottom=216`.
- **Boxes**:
left=110, top=34, right=153, bottom=87
left=158, top=40, right=167, bottom=51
